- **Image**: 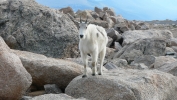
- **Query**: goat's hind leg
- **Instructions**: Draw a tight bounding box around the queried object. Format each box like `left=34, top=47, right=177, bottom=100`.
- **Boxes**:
left=81, top=52, right=88, bottom=78
left=91, top=52, right=98, bottom=76
left=98, top=48, right=106, bottom=75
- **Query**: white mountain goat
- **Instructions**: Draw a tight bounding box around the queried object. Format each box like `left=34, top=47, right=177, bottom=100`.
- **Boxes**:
left=78, top=17, right=108, bottom=78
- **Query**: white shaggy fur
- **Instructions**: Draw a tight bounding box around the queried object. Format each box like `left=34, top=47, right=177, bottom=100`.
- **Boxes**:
left=79, top=21, right=108, bottom=77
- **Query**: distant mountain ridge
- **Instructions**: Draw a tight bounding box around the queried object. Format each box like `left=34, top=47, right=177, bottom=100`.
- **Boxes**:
left=146, top=20, right=177, bottom=25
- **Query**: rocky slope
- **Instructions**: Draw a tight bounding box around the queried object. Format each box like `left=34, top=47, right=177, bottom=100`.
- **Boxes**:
left=1, top=0, right=177, bottom=100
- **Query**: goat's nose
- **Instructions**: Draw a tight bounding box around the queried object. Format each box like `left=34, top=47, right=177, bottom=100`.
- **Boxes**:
left=80, top=35, right=84, bottom=38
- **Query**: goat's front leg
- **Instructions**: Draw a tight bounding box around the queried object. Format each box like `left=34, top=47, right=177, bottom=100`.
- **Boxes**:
left=81, top=52, right=88, bottom=78
left=91, top=51, right=98, bottom=76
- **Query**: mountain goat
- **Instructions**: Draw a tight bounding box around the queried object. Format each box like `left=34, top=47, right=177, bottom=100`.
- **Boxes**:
left=78, top=17, right=108, bottom=78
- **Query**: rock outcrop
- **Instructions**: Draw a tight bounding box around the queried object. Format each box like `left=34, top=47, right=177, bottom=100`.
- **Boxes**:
left=60, top=6, right=75, bottom=16
left=114, top=38, right=166, bottom=63
left=0, top=0, right=79, bottom=58
left=131, top=55, right=156, bottom=68
left=31, top=94, right=86, bottom=100
left=66, top=68, right=177, bottom=100
left=153, top=56, right=177, bottom=76
left=154, top=56, right=177, bottom=69
left=0, top=37, right=32, bottom=100
left=12, top=49, right=91, bottom=90
left=122, top=29, right=173, bottom=46
left=1, top=1, right=177, bottom=100
left=155, top=61, right=177, bottom=76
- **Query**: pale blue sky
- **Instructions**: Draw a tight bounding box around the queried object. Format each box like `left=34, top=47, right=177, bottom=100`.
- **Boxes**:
left=36, top=0, right=177, bottom=21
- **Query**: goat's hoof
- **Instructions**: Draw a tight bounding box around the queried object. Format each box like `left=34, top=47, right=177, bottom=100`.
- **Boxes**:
left=92, top=74, right=96, bottom=76
left=98, top=73, right=102, bottom=75
left=82, top=75, right=87, bottom=78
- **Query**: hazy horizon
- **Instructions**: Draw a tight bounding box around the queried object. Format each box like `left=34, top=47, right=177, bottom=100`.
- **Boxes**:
left=36, top=0, right=177, bottom=21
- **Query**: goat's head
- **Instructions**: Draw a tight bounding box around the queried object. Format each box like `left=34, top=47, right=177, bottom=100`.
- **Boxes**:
left=78, top=16, right=89, bottom=39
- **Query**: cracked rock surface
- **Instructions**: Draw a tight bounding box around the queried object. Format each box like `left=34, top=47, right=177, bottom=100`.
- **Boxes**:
left=0, top=0, right=79, bottom=58
left=66, top=68, right=177, bottom=100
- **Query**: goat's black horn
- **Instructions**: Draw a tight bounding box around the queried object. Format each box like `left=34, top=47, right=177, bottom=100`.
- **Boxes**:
left=85, top=16, right=88, bottom=23
left=80, top=16, right=82, bottom=23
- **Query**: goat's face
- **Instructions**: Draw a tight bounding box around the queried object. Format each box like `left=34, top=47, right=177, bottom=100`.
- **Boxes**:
left=79, top=22, right=88, bottom=39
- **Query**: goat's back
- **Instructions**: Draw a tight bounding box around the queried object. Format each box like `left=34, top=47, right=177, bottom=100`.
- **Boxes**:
left=87, top=24, right=108, bottom=51
left=87, top=24, right=108, bottom=39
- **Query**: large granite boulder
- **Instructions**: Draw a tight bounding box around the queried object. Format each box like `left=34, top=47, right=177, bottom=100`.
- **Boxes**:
left=154, top=56, right=177, bottom=69
left=155, top=61, right=177, bottom=76
left=131, top=55, right=156, bottom=68
left=94, top=7, right=102, bottom=15
left=109, top=58, right=128, bottom=68
left=105, top=8, right=116, bottom=16
left=153, top=56, right=177, bottom=76
left=60, top=6, right=75, bottom=16
left=31, top=94, right=86, bottom=100
left=76, top=10, right=94, bottom=20
left=66, top=68, right=177, bottom=100
left=114, top=38, right=166, bottom=63
left=122, top=29, right=173, bottom=46
left=110, top=15, right=125, bottom=24
left=106, top=28, right=120, bottom=42
left=114, top=23, right=129, bottom=33
left=169, top=38, right=177, bottom=46
left=134, top=22, right=150, bottom=30
left=0, top=0, right=79, bottom=58
left=91, top=20, right=109, bottom=28
left=12, top=49, right=91, bottom=90
left=0, top=37, right=32, bottom=100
